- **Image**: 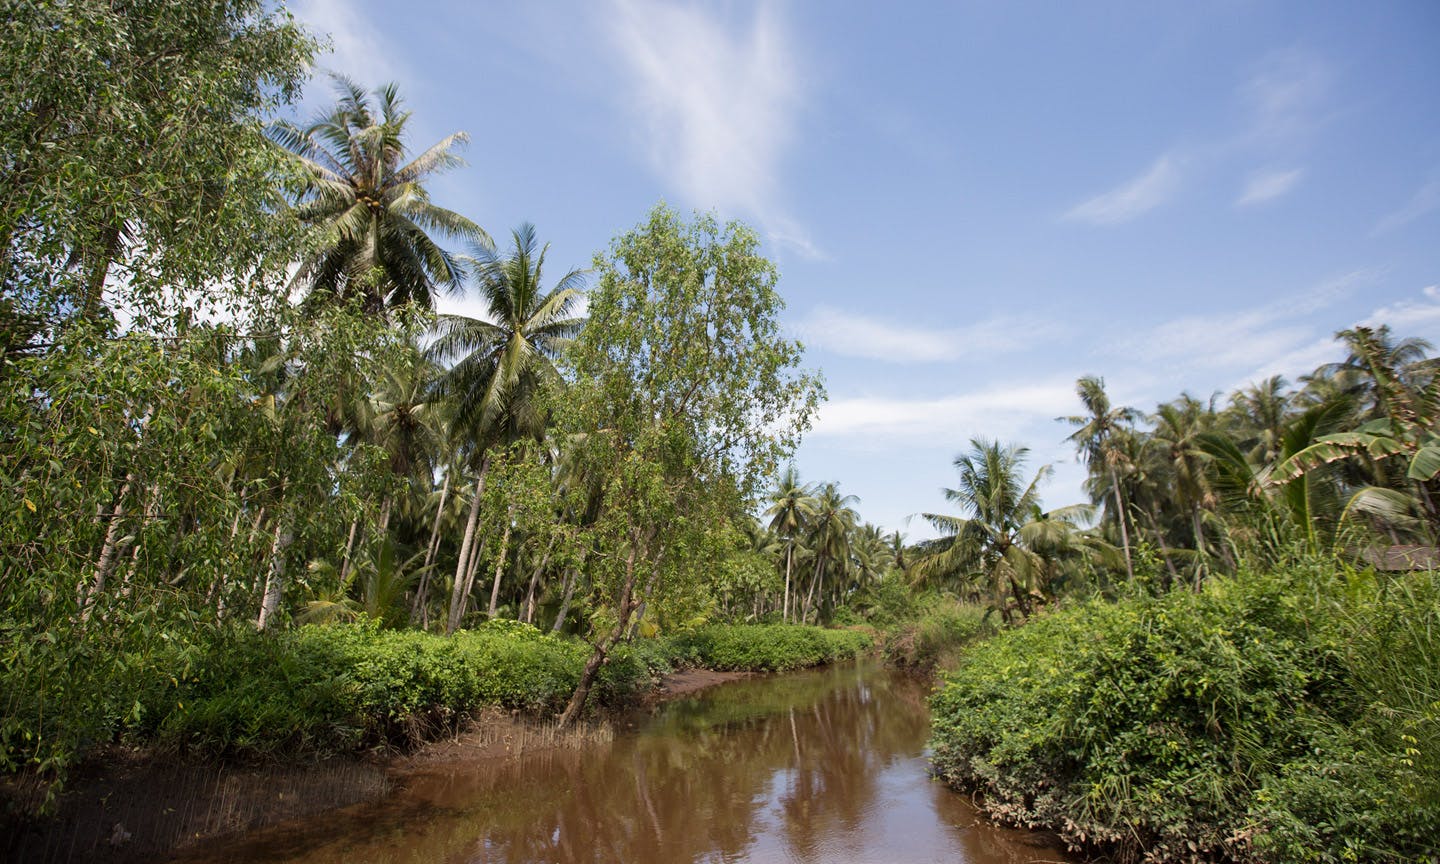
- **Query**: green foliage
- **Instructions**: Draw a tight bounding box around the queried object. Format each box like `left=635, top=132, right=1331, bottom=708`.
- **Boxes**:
left=883, top=597, right=995, bottom=670
left=133, top=620, right=652, bottom=758
left=928, top=563, right=1440, bottom=863
left=673, top=625, right=872, bottom=672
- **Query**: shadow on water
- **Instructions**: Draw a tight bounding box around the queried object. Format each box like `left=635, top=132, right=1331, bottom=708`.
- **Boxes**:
left=169, top=661, right=1071, bottom=864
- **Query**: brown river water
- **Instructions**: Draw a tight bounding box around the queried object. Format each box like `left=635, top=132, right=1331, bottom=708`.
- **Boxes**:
left=167, top=660, right=1073, bottom=864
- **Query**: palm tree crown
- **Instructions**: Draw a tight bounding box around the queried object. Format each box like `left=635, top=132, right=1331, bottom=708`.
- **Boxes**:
left=273, top=76, right=489, bottom=313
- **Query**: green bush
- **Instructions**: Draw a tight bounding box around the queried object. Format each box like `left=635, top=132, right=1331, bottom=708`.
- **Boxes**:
left=137, top=620, right=652, bottom=758
left=928, top=563, right=1440, bottom=863
left=673, top=624, right=871, bottom=672
left=883, top=598, right=994, bottom=669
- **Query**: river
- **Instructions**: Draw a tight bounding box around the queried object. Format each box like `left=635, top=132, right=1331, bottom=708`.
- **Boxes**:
left=169, top=660, right=1072, bottom=864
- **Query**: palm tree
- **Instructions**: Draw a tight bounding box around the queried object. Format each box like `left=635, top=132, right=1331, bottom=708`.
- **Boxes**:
left=763, top=464, right=818, bottom=622
left=1061, top=376, right=1139, bottom=582
left=272, top=76, right=488, bottom=312
left=803, top=483, right=858, bottom=624
left=430, top=224, right=585, bottom=633
left=1152, top=394, right=1222, bottom=568
left=912, top=439, right=1086, bottom=622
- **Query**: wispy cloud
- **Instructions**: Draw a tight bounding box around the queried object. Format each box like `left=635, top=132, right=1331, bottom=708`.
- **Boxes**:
left=795, top=306, right=1060, bottom=365
left=1111, top=269, right=1376, bottom=374
left=1364, top=284, right=1440, bottom=330
left=1236, top=168, right=1303, bottom=207
left=1373, top=174, right=1440, bottom=236
left=292, top=0, right=403, bottom=103
left=810, top=382, right=1079, bottom=444
left=1239, top=50, right=1331, bottom=145
left=606, top=0, right=816, bottom=256
left=1064, top=155, right=1181, bottom=225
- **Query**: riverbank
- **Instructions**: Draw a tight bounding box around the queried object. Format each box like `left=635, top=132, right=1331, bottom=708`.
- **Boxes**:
left=3, top=625, right=865, bottom=863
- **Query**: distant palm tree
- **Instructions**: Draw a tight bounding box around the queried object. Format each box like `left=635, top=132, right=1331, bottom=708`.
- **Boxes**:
left=272, top=76, right=488, bottom=312
left=803, top=483, right=858, bottom=623
left=763, top=464, right=818, bottom=622
left=1061, top=376, right=1139, bottom=582
left=913, top=439, right=1088, bottom=622
left=430, top=224, right=585, bottom=633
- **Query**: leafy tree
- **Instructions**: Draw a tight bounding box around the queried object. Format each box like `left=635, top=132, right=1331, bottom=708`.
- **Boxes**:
left=552, top=205, right=822, bottom=725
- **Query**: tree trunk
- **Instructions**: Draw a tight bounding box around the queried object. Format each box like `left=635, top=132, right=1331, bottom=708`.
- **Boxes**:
left=487, top=503, right=516, bottom=618
left=782, top=543, right=792, bottom=623
left=552, top=564, right=581, bottom=633
left=82, top=222, right=122, bottom=320
left=1144, top=502, right=1180, bottom=585
left=1109, top=467, right=1135, bottom=583
left=558, top=529, right=651, bottom=728
left=256, top=511, right=294, bottom=630
left=446, top=457, right=490, bottom=634
left=339, top=517, right=360, bottom=584
left=82, top=472, right=135, bottom=621
left=522, top=536, right=556, bottom=625
left=423, top=470, right=452, bottom=570
left=803, top=553, right=824, bottom=623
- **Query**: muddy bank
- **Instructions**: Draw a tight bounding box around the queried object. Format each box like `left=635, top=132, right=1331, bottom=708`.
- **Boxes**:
left=2, top=668, right=750, bottom=864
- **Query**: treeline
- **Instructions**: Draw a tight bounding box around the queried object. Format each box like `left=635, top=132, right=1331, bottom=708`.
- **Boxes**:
left=2, top=0, right=826, bottom=787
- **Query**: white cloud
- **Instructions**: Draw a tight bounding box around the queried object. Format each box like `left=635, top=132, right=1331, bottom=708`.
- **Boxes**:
left=1363, top=284, right=1440, bottom=331
left=606, top=0, right=817, bottom=255
left=291, top=0, right=404, bottom=108
left=1063, top=155, right=1181, bottom=225
left=1373, top=175, right=1440, bottom=236
left=1239, top=50, right=1330, bottom=145
left=1236, top=168, right=1303, bottom=207
left=810, top=382, right=1079, bottom=444
left=1111, top=269, right=1375, bottom=374
left=795, top=306, right=1060, bottom=365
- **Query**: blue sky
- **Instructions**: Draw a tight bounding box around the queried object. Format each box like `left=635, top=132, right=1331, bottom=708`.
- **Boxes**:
left=289, top=0, right=1440, bottom=539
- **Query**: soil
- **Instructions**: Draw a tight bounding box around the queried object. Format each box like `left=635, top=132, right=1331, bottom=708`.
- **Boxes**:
left=1, top=668, right=751, bottom=864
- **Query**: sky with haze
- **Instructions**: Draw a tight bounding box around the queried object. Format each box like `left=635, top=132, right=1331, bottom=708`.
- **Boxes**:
left=289, top=0, right=1440, bottom=540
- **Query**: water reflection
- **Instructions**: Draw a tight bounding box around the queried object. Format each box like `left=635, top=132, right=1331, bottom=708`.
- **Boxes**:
left=171, top=661, right=1068, bottom=864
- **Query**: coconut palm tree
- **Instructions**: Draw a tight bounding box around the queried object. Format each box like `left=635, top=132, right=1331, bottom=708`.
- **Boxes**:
left=430, top=223, right=585, bottom=633
left=763, top=464, right=818, bottom=622
left=1061, top=376, right=1139, bottom=582
left=803, top=483, right=858, bottom=624
left=912, top=439, right=1087, bottom=622
left=272, top=76, right=488, bottom=313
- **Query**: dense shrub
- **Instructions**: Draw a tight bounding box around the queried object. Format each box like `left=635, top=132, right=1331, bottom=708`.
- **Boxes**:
left=136, top=620, right=646, bottom=758
left=673, top=624, right=871, bottom=671
left=929, top=563, right=1439, bottom=863
left=883, top=598, right=994, bottom=669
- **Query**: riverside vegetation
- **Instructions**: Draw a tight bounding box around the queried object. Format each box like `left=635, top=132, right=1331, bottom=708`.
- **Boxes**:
left=3, top=3, right=1438, bottom=863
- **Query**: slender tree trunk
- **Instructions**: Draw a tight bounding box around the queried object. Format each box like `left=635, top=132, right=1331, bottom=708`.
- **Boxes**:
left=82, top=472, right=135, bottom=621
left=339, top=517, right=360, bottom=584
left=446, top=457, right=490, bottom=634
left=803, top=554, right=824, bottom=623
left=82, top=222, right=122, bottom=319
left=558, top=528, right=653, bottom=728
left=423, top=469, right=451, bottom=570
left=522, top=536, right=556, bottom=625
left=552, top=562, right=582, bottom=633
left=1109, top=467, right=1135, bottom=583
left=1144, top=502, right=1180, bottom=585
left=256, top=511, right=294, bottom=630
left=377, top=494, right=392, bottom=537
left=487, top=503, right=516, bottom=618
left=782, top=543, right=792, bottom=623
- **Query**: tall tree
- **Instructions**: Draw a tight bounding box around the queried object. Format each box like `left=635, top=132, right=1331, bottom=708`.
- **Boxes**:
left=553, top=206, right=822, bottom=726
left=429, top=224, right=585, bottom=632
